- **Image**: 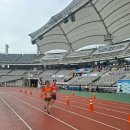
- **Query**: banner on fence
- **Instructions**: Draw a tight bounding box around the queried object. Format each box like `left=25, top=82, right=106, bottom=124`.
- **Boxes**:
left=117, top=80, right=130, bottom=94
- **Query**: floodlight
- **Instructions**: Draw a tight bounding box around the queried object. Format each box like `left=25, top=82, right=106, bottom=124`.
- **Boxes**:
left=63, top=17, right=69, bottom=24
left=70, top=13, right=75, bottom=22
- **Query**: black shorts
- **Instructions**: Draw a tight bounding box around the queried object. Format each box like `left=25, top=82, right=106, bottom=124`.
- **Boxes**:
left=44, top=98, right=51, bottom=102
left=51, top=95, right=56, bottom=100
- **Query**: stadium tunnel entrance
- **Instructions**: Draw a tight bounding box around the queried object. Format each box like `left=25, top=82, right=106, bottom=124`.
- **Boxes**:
left=30, top=79, right=38, bottom=88
left=24, top=78, right=38, bottom=88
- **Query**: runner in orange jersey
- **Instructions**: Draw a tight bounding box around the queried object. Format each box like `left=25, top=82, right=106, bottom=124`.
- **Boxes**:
left=42, top=80, right=52, bottom=114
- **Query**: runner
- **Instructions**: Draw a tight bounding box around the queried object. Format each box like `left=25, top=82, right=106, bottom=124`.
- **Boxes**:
left=119, top=85, right=123, bottom=95
left=50, top=79, right=59, bottom=108
left=42, top=80, right=52, bottom=114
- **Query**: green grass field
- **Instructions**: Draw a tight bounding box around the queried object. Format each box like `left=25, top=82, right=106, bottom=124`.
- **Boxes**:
left=60, top=90, right=130, bottom=104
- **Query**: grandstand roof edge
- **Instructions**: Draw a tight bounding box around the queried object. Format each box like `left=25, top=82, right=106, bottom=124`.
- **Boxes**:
left=29, top=0, right=92, bottom=43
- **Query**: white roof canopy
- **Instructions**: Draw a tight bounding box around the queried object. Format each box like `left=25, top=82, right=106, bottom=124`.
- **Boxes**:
left=29, top=0, right=130, bottom=53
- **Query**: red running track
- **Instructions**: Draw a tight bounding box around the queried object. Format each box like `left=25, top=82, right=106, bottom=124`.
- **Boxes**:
left=0, top=87, right=130, bottom=130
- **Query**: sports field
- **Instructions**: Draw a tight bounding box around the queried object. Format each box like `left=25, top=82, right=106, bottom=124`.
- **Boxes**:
left=0, top=87, right=130, bottom=130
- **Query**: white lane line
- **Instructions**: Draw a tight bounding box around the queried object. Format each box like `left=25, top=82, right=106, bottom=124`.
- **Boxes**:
left=33, top=94, right=129, bottom=115
left=98, top=103, right=130, bottom=111
left=18, top=95, right=121, bottom=130
left=21, top=94, right=127, bottom=121
left=64, top=96, right=130, bottom=111
left=30, top=93, right=130, bottom=114
left=0, top=97, right=32, bottom=130
left=93, top=98, right=130, bottom=107
left=56, top=106, right=121, bottom=130
left=91, top=101, right=130, bottom=110
left=59, top=93, right=130, bottom=108
left=56, top=100, right=127, bottom=122
left=85, top=104, right=129, bottom=114
left=58, top=98, right=129, bottom=114
left=57, top=93, right=130, bottom=110
left=11, top=96, right=78, bottom=130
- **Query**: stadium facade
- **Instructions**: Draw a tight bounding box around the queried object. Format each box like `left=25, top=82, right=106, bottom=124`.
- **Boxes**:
left=0, top=0, right=130, bottom=93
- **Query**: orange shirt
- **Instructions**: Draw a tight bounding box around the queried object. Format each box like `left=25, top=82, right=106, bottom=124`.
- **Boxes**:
left=42, top=86, right=52, bottom=99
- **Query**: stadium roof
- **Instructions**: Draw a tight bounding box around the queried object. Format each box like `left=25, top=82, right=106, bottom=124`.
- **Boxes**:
left=29, top=0, right=130, bottom=53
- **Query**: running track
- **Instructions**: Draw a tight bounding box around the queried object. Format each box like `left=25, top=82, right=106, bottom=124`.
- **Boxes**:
left=0, top=87, right=130, bottom=130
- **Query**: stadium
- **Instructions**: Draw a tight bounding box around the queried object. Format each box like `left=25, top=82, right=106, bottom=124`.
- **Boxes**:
left=1, top=0, right=130, bottom=93
left=0, top=0, right=130, bottom=130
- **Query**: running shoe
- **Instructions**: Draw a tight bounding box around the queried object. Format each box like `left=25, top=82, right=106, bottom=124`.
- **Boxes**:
left=49, top=105, right=54, bottom=108
left=47, top=110, right=50, bottom=114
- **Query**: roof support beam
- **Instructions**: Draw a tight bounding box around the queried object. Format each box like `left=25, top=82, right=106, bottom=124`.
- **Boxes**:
left=90, top=1, right=113, bottom=44
left=59, top=25, right=74, bottom=52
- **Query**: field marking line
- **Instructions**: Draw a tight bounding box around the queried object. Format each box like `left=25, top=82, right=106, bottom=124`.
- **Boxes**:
left=10, top=95, right=78, bottom=130
left=0, top=97, right=32, bottom=130
left=16, top=95, right=121, bottom=130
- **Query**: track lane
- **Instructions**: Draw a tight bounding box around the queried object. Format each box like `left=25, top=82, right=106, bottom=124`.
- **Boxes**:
left=21, top=94, right=130, bottom=130
left=30, top=93, right=129, bottom=120
left=0, top=96, right=30, bottom=130
left=54, top=101, right=130, bottom=130
left=28, top=89, right=130, bottom=111
left=57, top=98, right=129, bottom=118
left=1, top=87, right=130, bottom=130
left=23, top=92, right=128, bottom=120
left=2, top=95, right=77, bottom=130
left=57, top=94, right=130, bottom=114
left=3, top=86, right=130, bottom=109
left=13, top=94, right=125, bottom=130
left=57, top=93, right=130, bottom=111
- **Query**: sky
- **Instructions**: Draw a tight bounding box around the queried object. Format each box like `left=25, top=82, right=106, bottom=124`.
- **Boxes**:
left=0, top=0, right=72, bottom=54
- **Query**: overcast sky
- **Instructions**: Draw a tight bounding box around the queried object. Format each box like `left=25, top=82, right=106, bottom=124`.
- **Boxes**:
left=0, top=0, right=72, bottom=54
